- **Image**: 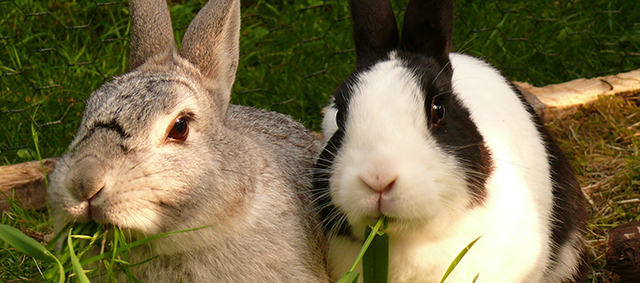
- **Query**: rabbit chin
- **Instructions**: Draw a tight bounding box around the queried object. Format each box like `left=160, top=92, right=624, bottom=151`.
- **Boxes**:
left=344, top=203, right=467, bottom=240
left=92, top=207, right=165, bottom=237
left=61, top=198, right=166, bottom=236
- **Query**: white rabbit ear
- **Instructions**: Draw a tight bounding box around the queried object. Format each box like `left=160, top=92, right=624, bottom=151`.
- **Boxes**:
left=179, top=0, right=240, bottom=106
left=129, top=0, right=177, bottom=70
left=400, top=0, right=454, bottom=71
left=350, top=0, right=399, bottom=68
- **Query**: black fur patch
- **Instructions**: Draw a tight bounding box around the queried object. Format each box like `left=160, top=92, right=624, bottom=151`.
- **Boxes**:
left=75, top=119, right=131, bottom=153
left=401, top=52, right=493, bottom=205
left=312, top=126, right=353, bottom=237
left=92, top=119, right=130, bottom=139
left=311, top=73, right=362, bottom=237
left=400, top=0, right=454, bottom=70
left=350, top=0, right=399, bottom=69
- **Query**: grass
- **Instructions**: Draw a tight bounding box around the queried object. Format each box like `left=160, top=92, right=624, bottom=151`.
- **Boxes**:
left=2, top=0, right=640, bottom=164
left=547, top=95, right=640, bottom=282
left=0, top=0, right=639, bottom=282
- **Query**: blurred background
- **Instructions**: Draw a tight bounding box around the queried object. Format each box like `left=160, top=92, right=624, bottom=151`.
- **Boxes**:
left=1, top=0, right=639, bottom=164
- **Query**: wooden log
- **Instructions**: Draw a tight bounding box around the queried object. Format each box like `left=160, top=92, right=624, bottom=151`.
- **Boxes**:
left=0, top=158, right=58, bottom=211
left=606, top=221, right=640, bottom=282
left=515, top=68, right=640, bottom=119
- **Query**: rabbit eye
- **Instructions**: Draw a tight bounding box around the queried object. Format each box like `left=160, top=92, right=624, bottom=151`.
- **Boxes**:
left=430, top=98, right=445, bottom=127
left=167, top=117, right=189, bottom=142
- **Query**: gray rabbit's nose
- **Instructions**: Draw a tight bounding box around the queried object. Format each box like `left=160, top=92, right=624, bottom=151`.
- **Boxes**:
left=68, top=158, right=106, bottom=201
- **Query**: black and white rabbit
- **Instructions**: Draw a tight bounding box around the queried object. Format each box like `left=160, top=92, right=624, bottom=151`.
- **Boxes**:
left=313, top=0, right=588, bottom=282
left=48, top=0, right=330, bottom=281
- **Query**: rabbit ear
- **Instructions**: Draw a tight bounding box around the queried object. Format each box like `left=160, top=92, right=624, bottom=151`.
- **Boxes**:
left=129, top=0, right=177, bottom=70
left=350, top=0, right=400, bottom=68
left=179, top=0, right=240, bottom=105
left=400, top=0, right=454, bottom=70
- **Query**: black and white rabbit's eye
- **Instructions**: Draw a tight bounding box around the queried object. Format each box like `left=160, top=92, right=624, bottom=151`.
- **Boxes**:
left=167, top=117, right=189, bottom=142
left=430, top=98, right=445, bottom=127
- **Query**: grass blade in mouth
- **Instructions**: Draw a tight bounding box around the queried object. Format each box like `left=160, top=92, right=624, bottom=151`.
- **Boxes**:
left=336, top=216, right=388, bottom=283
left=363, top=220, right=389, bottom=283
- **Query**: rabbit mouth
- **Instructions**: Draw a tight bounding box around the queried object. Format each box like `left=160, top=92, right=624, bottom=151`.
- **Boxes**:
left=63, top=201, right=92, bottom=223
left=88, top=201, right=107, bottom=224
left=363, top=214, right=418, bottom=232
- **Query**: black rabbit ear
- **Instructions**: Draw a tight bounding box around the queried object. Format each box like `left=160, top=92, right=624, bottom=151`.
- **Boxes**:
left=400, top=0, right=454, bottom=69
left=350, top=0, right=400, bottom=68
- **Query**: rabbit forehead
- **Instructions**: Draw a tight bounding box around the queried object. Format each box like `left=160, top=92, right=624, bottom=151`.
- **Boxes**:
left=79, top=71, right=207, bottom=139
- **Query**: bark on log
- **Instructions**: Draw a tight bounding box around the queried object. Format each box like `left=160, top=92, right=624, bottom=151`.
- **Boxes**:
left=0, top=158, right=57, bottom=211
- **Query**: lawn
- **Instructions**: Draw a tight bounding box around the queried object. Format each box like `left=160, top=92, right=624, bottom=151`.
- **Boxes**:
left=1, top=0, right=639, bottom=282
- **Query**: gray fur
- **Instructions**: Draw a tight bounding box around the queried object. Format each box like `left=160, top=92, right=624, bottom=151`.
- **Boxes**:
left=48, top=0, right=329, bottom=281
left=129, top=0, right=176, bottom=70
left=180, top=0, right=240, bottom=102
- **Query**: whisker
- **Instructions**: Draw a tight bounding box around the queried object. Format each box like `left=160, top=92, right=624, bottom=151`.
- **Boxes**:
left=432, top=59, right=453, bottom=85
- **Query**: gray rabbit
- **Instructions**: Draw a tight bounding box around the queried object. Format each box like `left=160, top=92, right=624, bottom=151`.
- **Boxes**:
left=47, top=0, right=330, bottom=281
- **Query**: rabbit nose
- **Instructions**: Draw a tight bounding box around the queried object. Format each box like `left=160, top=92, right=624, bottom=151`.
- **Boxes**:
left=359, top=173, right=397, bottom=194
left=68, top=159, right=106, bottom=201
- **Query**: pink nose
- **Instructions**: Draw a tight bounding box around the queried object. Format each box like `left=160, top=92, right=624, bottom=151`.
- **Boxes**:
left=360, top=173, right=397, bottom=193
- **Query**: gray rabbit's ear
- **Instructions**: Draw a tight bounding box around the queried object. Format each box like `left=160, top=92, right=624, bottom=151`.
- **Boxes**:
left=179, top=0, right=240, bottom=106
left=129, top=0, right=177, bottom=70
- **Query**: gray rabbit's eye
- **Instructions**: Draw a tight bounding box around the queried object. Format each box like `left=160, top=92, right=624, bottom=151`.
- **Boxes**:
left=167, top=117, right=189, bottom=142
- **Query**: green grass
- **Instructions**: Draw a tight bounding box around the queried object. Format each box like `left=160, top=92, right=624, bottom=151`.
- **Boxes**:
left=0, top=0, right=639, bottom=282
left=2, top=0, right=640, bottom=164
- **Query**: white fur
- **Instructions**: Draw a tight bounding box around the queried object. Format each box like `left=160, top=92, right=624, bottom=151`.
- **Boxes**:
left=324, top=53, right=559, bottom=282
left=322, top=106, right=338, bottom=144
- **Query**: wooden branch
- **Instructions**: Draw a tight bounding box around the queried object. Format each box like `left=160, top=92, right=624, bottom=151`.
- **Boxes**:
left=0, top=158, right=58, bottom=211
left=515, top=69, right=640, bottom=119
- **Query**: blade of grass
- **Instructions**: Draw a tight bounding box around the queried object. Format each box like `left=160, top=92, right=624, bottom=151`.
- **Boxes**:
left=336, top=271, right=360, bottom=283
left=439, top=236, right=482, bottom=283
left=336, top=216, right=387, bottom=283
left=362, top=224, right=389, bottom=283
left=78, top=224, right=212, bottom=266
left=0, top=224, right=56, bottom=263
left=0, top=224, right=65, bottom=283
left=351, top=217, right=386, bottom=272
left=30, top=121, right=48, bottom=187
left=104, top=226, right=121, bottom=280
left=46, top=222, right=73, bottom=251
left=67, top=229, right=91, bottom=283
